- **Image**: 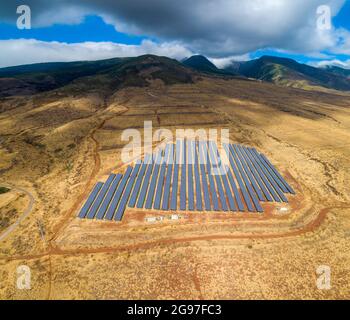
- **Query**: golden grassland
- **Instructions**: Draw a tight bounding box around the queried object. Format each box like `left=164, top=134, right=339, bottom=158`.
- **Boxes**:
left=0, top=77, right=349, bottom=299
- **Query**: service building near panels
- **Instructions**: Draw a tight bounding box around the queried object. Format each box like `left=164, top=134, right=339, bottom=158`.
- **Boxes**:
left=77, top=139, right=295, bottom=222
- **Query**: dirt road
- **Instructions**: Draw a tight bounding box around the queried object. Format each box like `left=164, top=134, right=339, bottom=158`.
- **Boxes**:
left=0, top=184, right=35, bottom=241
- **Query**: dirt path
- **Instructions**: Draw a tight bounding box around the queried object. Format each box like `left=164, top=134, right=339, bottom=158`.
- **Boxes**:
left=46, top=253, right=52, bottom=300
left=0, top=184, right=35, bottom=242
left=44, top=108, right=129, bottom=299
left=2, top=87, right=347, bottom=298
left=4, top=204, right=349, bottom=263
left=146, top=91, right=158, bottom=98
left=49, top=121, right=103, bottom=240
left=50, top=108, right=129, bottom=241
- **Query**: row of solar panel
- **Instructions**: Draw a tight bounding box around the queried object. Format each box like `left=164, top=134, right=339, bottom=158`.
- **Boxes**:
left=78, top=141, right=295, bottom=221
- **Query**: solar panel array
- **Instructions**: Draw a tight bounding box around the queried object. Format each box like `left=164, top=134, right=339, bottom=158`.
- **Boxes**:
left=78, top=140, right=295, bottom=221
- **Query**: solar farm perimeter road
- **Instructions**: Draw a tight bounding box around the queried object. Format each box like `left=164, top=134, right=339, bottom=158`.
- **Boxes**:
left=0, top=183, right=35, bottom=242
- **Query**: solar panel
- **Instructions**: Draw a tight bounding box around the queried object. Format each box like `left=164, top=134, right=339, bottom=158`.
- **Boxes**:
left=78, top=138, right=296, bottom=220
left=198, top=141, right=211, bottom=211
left=201, top=141, right=219, bottom=211
left=180, top=139, right=187, bottom=211
left=210, top=142, right=237, bottom=211
left=226, top=165, right=245, bottom=211
left=129, top=154, right=150, bottom=208
left=229, top=144, right=263, bottom=212
left=257, top=151, right=295, bottom=194
left=223, top=143, right=255, bottom=212
left=162, top=144, right=174, bottom=210
left=236, top=145, right=274, bottom=202
left=145, top=150, right=162, bottom=209
left=170, top=140, right=180, bottom=210
left=136, top=153, right=156, bottom=208
left=241, top=146, right=281, bottom=202
left=86, top=174, right=116, bottom=219
left=96, top=174, right=122, bottom=220
left=154, top=144, right=170, bottom=209
left=187, top=140, right=195, bottom=211
left=114, top=163, right=141, bottom=221
left=104, top=166, right=132, bottom=220
left=233, top=144, right=265, bottom=202
left=78, top=182, right=103, bottom=218
left=208, top=141, right=228, bottom=211
left=193, top=140, right=203, bottom=211
left=247, top=148, right=288, bottom=202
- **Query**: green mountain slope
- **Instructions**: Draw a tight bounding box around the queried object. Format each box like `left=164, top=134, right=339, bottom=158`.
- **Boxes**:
left=324, top=65, right=350, bottom=79
left=2, top=54, right=350, bottom=97
left=225, top=55, right=350, bottom=91
left=0, top=55, right=195, bottom=97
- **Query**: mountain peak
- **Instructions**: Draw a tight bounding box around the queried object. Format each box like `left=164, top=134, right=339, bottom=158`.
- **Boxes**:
left=183, top=55, right=218, bottom=70
left=182, top=55, right=235, bottom=76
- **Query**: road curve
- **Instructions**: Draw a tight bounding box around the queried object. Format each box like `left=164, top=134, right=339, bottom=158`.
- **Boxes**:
left=0, top=183, right=35, bottom=241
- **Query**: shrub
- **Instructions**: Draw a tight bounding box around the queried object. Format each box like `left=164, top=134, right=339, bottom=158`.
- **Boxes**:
left=0, top=187, right=10, bottom=194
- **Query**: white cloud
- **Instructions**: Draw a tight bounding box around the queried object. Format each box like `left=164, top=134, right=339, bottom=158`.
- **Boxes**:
left=209, top=54, right=251, bottom=68
left=87, top=0, right=348, bottom=57
left=0, top=0, right=348, bottom=58
left=0, top=0, right=349, bottom=67
left=35, top=5, right=89, bottom=26
left=0, top=39, right=192, bottom=68
left=312, top=59, right=350, bottom=69
left=331, top=28, right=350, bottom=55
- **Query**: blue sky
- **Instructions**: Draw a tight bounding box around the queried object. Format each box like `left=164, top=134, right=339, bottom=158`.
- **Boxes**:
left=0, top=15, right=148, bottom=45
left=334, top=0, right=350, bottom=29
left=0, top=0, right=349, bottom=68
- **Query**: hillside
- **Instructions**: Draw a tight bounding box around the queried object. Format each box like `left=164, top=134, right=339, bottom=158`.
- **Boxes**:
left=324, top=65, right=350, bottom=78
left=224, top=55, right=350, bottom=91
left=2, top=54, right=350, bottom=97
left=0, top=55, right=195, bottom=97
left=0, top=54, right=252, bottom=99
left=1, top=66, right=349, bottom=299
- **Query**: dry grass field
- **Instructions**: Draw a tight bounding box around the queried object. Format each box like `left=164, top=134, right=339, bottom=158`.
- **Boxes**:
left=0, top=76, right=349, bottom=299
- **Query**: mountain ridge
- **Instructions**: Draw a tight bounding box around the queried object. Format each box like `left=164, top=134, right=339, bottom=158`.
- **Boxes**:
left=223, top=55, right=350, bottom=91
left=1, top=54, right=350, bottom=98
left=0, top=55, right=195, bottom=97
